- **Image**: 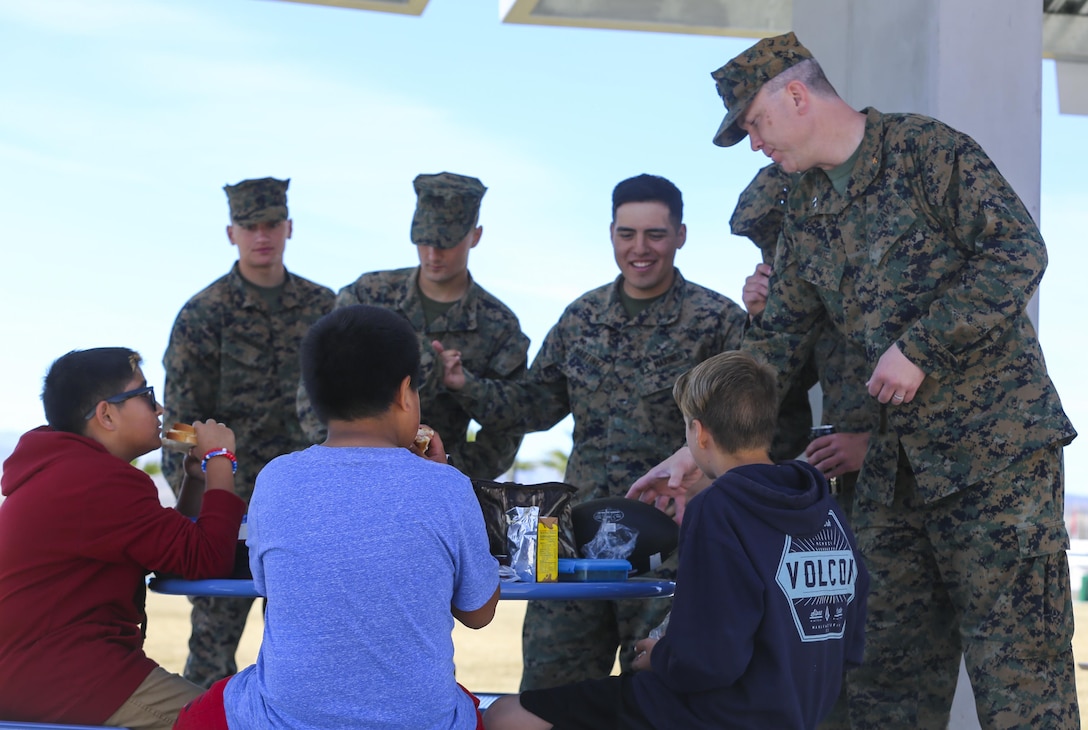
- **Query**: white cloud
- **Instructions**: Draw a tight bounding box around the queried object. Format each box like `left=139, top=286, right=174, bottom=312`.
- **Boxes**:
left=0, top=0, right=212, bottom=37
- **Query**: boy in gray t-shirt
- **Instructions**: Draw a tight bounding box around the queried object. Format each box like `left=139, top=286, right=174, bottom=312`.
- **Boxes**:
left=175, top=305, right=500, bottom=730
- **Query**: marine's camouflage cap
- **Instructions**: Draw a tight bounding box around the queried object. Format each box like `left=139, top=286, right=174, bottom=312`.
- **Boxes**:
left=224, top=177, right=290, bottom=225
left=710, top=32, right=813, bottom=148
left=410, top=172, right=487, bottom=249
left=730, top=164, right=790, bottom=251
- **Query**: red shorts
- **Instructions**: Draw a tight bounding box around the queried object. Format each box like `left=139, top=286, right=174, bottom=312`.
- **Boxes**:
left=172, top=676, right=230, bottom=730
left=172, top=677, right=484, bottom=729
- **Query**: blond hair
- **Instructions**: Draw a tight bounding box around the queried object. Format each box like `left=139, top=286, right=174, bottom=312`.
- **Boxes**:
left=672, top=350, right=778, bottom=454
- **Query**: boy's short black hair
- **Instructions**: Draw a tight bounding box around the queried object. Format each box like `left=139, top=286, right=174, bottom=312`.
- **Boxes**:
left=42, top=348, right=142, bottom=435
left=301, top=305, right=423, bottom=423
left=673, top=350, right=778, bottom=453
left=612, top=174, right=684, bottom=229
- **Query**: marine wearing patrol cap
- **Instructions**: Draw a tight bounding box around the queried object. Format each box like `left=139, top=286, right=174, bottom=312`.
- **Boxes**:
left=223, top=177, right=290, bottom=225
left=410, top=172, right=487, bottom=249
left=710, top=32, right=814, bottom=148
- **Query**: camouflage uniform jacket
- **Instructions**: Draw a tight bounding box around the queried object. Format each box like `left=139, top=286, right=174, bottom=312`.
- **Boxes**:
left=746, top=108, right=1076, bottom=505
left=314, top=267, right=529, bottom=480
left=734, top=162, right=875, bottom=457
left=812, top=328, right=878, bottom=437
left=163, top=263, right=335, bottom=503
left=749, top=310, right=877, bottom=460
left=454, top=270, right=747, bottom=504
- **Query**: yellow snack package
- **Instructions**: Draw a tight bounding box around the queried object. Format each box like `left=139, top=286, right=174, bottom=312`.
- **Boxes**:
left=537, top=517, right=559, bottom=582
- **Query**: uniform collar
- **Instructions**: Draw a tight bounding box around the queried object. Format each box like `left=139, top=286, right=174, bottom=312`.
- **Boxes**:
left=847, top=108, right=885, bottom=199
left=796, top=107, right=884, bottom=215
left=398, top=267, right=480, bottom=333
left=593, top=269, right=687, bottom=326
left=227, top=262, right=302, bottom=310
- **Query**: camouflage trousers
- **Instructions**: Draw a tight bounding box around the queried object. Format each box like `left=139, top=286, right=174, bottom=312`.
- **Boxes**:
left=520, top=554, right=676, bottom=691
left=846, top=444, right=1078, bottom=729
left=818, top=467, right=957, bottom=729
left=816, top=471, right=955, bottom=730
left=183, top=595, right=257, bottom=689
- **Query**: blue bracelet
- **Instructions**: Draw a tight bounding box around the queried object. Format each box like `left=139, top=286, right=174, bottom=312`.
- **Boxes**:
left=201, top=448, right=238, bottom=474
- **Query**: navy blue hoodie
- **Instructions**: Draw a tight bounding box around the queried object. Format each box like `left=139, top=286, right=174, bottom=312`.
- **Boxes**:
left=632, top=460, right=869, bottom=729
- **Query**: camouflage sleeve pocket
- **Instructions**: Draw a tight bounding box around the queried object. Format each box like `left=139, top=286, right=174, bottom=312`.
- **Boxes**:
left=486, top=331, right=530, bottom=379
left=1015, top=519, right=1070, bottom=558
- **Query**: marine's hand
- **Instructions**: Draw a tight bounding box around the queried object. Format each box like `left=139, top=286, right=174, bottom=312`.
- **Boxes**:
left=805, top=431, right=870, bottom=478
left=742, top=263, right=773, bottom=319
left=632, top=637, right=658, bottom=671
left=432, top=340, right=466, bottom=391
left=867, top=343, right=925, bottom=405
left=626, top=447, right=703, bottom=525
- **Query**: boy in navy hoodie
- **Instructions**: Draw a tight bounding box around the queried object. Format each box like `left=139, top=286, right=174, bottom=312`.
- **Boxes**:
left=485, top=351, right=868, bottom=730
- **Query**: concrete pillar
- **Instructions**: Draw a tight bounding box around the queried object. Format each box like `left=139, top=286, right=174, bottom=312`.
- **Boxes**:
left=790, top=3, right=1044, bottom=728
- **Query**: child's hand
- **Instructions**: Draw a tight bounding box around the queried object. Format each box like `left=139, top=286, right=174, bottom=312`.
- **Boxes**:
left=183, top=419, right=236, bottom=479
left=194, top=419, right=236, bottom=454
left=632, top=637, right=658, bottom=671
left=421, top=426, right=449, bottom=465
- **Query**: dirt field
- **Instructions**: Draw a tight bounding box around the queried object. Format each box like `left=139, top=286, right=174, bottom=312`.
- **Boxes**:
left=145, top=592, right=1088, bottom=726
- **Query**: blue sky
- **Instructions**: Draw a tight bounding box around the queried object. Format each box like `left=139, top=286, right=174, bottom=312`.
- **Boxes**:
left=2, top=0, right=1087, bottom=492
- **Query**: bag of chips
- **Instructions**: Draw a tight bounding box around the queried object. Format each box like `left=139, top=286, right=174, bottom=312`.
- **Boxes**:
left=471, top=480, right=579, bottom=560
left=508, top=505, right=539, bottom=583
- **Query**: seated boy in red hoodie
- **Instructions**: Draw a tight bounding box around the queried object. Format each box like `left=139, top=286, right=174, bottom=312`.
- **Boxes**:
left=0, top=347, right=245, bottom=728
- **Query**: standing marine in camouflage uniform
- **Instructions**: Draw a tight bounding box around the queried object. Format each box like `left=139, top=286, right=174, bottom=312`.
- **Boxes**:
left=731, top=164, right=817, bottom=464
left=438, top=174, right=748, bottom=690
left=298, top=172, right=528, bottom=479
left=732, top=163, right=879, bottom=517
left=734, top=163, right=959, bottom=729
left=162, top=177, right=334, bottom=688
left=710, top=33, right=1077, bottom=728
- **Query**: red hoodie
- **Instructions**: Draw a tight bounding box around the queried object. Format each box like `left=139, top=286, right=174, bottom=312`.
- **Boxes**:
left=0, top=426, right=245, bottom=724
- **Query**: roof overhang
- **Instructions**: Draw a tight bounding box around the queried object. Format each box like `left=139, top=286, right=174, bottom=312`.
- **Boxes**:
left=1044, top=3, right=1088, bottom=113
left=497, top=0, right=788, bottom=38
left=267, top=0, right=428, bottom=15
left=269, top=0, right=1088, bottom=114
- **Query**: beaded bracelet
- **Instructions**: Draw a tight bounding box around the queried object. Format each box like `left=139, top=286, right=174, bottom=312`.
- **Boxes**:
left=201, top=448, right=238, bottom=474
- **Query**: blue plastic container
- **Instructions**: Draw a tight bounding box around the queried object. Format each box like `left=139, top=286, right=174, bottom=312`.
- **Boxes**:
left=557, top=558, right=632, bottom=582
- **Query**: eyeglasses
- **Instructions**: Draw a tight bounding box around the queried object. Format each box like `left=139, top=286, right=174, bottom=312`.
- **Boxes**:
left=83, top=385, right=157, bottom=420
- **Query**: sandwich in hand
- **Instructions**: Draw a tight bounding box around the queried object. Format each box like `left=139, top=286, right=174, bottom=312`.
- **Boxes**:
left=409, top=425, right=435, bottom=457
left=162, top=422, right=198, bottom=452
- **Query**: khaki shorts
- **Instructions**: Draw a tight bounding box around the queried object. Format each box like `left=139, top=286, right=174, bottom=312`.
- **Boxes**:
left=104, top=666, right=203, bottom=730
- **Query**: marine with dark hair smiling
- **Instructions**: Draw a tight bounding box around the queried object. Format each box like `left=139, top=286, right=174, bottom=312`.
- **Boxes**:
left=437, top=173, right=748, bottom=690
